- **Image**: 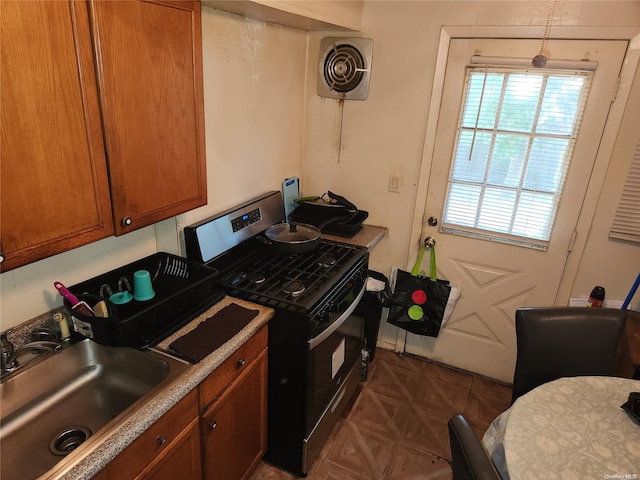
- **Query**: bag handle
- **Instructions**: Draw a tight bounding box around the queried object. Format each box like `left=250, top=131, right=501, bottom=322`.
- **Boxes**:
left=429, top=243, right=437, bottom=281
left=411, top=237, right=437, bottom=281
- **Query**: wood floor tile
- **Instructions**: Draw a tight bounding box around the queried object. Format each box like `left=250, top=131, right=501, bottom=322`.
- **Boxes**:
left=463, top=390, right=510, bottom=437
left=322, top=420, right=394, bottom=480
left=348, top=388, right=412, bottom=440
left=470, top=375, right=512, bottom=402
left=373, top=349, right=426, bottom=374
left=366, top=357, right=424, bottom=403
left=385, top=442, right=453, bottom=480
left=250, top=348, right=513, bottom=480
left=421, top=361, right=473, bottom=390
left=397, top=404, right=451, bottom=460
left=413, top=370, right=471, bottom=418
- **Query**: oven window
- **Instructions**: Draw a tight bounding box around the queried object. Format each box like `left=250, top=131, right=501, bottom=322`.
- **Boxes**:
left=306, top=311, right=364, bottom=433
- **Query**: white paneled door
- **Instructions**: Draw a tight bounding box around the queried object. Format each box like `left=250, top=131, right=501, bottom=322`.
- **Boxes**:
left=405, top=38, right=627, bottom=382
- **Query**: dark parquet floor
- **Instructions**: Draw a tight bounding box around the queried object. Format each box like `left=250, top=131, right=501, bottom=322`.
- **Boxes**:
left=249, top=347, right=512, bottom=480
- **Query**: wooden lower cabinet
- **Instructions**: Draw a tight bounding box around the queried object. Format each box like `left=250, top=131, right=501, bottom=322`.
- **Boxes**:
left=134, top=419, right=201, bottom=480
left=200, top=327, right=268, bottom=480
left=97, top=328, right=268, bottom=480
left=100, top=389, right=201, bottom=480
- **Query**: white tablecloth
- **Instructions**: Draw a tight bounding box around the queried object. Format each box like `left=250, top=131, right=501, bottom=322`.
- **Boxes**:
left=483, top=376, right=640, bottom=480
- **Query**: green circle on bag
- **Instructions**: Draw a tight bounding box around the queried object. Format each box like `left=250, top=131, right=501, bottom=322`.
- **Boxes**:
left=408, top=305, right=423, bottom=320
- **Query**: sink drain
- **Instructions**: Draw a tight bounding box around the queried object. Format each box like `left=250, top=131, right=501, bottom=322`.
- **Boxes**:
left=50, top=427, right=92, bottom=456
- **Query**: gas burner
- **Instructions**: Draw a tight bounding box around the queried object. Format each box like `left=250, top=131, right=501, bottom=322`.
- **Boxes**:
left=248, top=271, right=266, bottom=285
left=317, top=254, right=336, bottom=268
left=282, top=280, right=306, bottom=297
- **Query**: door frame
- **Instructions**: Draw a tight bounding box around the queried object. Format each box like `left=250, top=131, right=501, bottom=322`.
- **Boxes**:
left=398, top=25, right=640, bottom=353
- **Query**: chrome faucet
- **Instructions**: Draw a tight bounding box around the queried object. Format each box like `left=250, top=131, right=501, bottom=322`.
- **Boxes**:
left=1, top=331, right=16, bottom=372
left=1, top=330, right=62, bottom=378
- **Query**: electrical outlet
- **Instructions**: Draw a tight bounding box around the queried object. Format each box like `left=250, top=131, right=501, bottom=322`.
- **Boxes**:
left=389, top=174, right=402, bottom=193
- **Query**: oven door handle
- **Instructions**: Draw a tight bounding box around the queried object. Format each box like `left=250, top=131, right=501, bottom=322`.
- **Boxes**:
left=308, top=283, right=366, bottom=351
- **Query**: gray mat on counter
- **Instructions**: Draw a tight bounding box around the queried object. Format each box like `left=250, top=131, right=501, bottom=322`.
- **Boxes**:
left=169, top=303, right=259, bottom=363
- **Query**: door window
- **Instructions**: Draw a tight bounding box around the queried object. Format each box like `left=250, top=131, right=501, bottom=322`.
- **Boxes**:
left=442, top=66, right=593, bottom=248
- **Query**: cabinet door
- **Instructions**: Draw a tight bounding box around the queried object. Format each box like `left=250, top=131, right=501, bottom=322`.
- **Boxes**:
left=102, top=389, right=199, bottom=480
left=202, top=349, right=268, bottom=480
left=89, top=0, right=206, bottom=235
left=0, top=1, right=113, bottom=272
left=136, top=418, right=202, bottom=480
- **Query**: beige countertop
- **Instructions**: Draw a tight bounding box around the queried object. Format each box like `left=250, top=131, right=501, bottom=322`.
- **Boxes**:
left=321, top=224, right=387, bottom=250
left=50, top=296, right=274, bottom=480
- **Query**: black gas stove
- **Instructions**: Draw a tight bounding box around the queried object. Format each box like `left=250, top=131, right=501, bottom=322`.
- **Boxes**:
left=184, top=191, right=369, bottom=477
left=210, top=236, right=365, bottom=306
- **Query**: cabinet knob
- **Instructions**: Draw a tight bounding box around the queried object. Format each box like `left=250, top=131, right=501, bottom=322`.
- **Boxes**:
left=237, top=358, right=246, bottom=368
left=156, top=435, right=167, bottom=446
left=0, top=252, right=4, bottom=264
left=208, top=420, right=217, bottom=431
left=122, top=217, right=133, bottom=227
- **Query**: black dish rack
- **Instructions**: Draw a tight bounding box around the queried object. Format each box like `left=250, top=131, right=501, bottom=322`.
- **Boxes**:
left=66, top=252, right=224, bottom=348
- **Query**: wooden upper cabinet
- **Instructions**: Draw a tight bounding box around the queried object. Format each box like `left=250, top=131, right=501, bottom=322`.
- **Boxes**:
left=89, top=0, right=207, bottom=234
left=1, top=0, right=207, bottom=271
left=0, top=1, right=114, bottom=271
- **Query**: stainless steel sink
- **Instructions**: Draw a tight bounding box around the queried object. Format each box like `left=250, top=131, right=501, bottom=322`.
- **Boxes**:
left=0, top=338, right=189, bottom=479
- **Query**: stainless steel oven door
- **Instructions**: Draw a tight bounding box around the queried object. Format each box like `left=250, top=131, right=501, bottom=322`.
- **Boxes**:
left=306, top=282, right=366, bottom=433
left=303, top=282, right=366, bottom=473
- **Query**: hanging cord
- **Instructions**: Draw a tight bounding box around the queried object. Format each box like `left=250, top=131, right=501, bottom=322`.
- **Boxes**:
left=532, top=0, right=556, bottom=68
left=336, top=99, right=344, bottom=163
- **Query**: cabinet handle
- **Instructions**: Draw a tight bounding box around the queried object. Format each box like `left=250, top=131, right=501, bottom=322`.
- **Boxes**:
left=122, top=217, right=133, bottom=227
left=208, top=420, right=217, bottom=431
left=156, top=435, right=167, bottom=446
left=237, top=358, right=246, bottom=368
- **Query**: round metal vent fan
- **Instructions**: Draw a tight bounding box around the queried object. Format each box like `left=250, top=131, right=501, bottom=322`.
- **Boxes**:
left=318, top=37, right=373, bottom=100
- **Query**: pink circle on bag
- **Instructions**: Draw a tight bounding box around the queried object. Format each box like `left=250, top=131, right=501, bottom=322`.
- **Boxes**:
left=412, top=289, right=427, bottom=305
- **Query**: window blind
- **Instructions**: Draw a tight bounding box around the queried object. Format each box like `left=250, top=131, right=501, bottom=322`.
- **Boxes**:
left=442, top=66, right=592, bottom=248
left=609, top=139, right=640, bottom=243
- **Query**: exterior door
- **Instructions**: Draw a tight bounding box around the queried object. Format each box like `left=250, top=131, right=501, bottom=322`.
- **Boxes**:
left=405, top=38, right=627, bottom=382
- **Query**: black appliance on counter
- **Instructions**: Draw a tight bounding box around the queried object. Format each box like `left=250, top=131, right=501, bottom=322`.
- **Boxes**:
left=184, top=191, right=369, bottom=477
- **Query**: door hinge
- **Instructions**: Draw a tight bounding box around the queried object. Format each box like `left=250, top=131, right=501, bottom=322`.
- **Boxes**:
left=568, top=230, right=578, bottom=252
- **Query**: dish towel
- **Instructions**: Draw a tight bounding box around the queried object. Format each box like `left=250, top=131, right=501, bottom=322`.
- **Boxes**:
left=169, top=303, right=259, bottom=363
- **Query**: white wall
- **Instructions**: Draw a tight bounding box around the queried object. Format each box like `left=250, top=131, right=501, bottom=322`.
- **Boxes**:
left=3, top=1, right=639, bottom=335
left=301, top=1, right=640, bottom=348
left=179, top=8, right=307, bottom=230
left=571, top=60, right=640, bottom=306
left=0, top=7, right=307, bottom=331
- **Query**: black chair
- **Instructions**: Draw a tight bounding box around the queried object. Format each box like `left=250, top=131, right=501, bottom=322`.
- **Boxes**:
left=511, top=307, right=626, bottom=404
left=448, top=414, right=501, bottom=480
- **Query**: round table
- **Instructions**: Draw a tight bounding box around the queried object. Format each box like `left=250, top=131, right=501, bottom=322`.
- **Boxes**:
left=483, top=376, right=640, bottom=480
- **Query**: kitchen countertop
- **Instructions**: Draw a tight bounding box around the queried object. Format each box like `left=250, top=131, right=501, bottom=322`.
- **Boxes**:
left=44, top=227, right=385, bottom=479
left=321, top=224, right=387, bottom=250
left=51, top=296, right=273, bottom=480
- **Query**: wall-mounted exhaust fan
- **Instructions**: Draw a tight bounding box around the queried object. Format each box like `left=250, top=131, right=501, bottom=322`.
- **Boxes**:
left=317, top=37, right=373, bottom=100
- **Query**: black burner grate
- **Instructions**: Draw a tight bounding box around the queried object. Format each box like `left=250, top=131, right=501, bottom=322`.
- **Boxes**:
left=213, top=240, right=365, bottom=309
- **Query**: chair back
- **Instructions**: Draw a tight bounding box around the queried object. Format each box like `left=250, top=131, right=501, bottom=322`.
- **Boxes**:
left=511, top=307, right=626, bottom=403
left=448, top=414, right=501, bottom=480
